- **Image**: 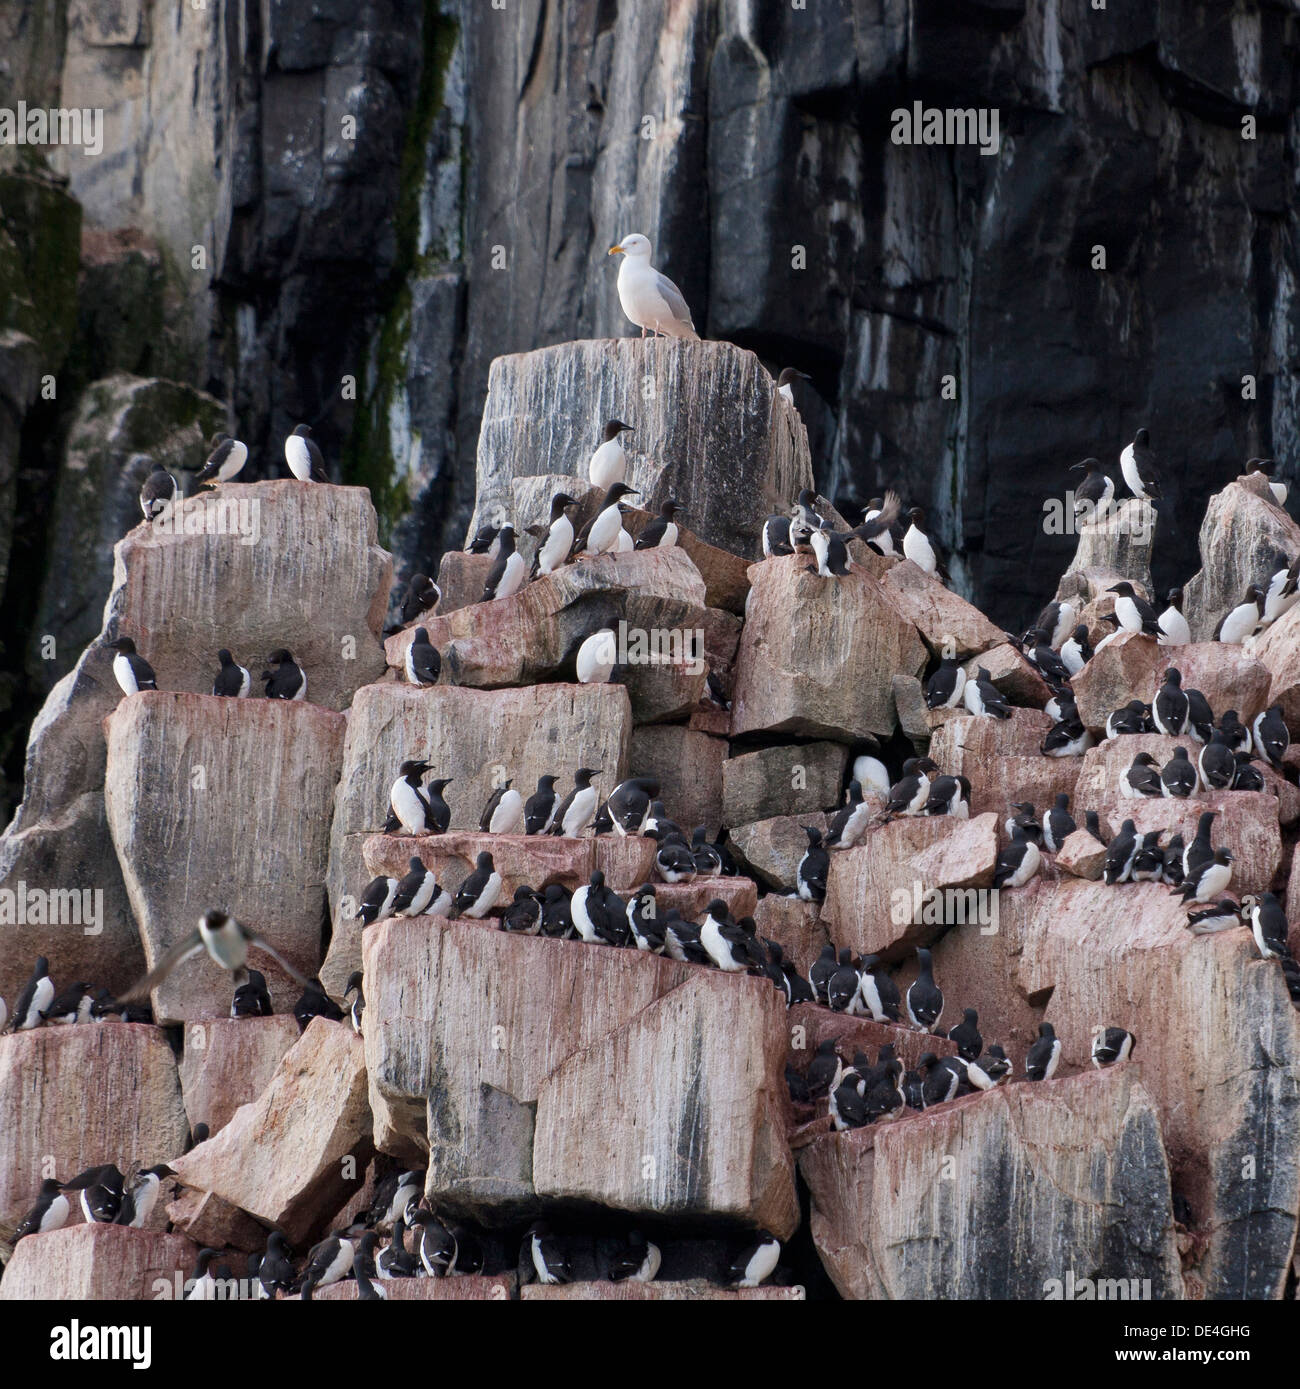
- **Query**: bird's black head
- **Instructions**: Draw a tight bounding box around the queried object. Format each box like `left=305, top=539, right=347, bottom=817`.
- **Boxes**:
left=266, top=648, right=293, bottom=665
left=293, top=424, right=312, bottom=438
left=604, top=419, right=633, bottom=440
left=1134, top=427, right=1150, bottom=446
left=106, top=637, right=137, bottom=654
left=476, top=852, right=495, bottom=869
left=1108, top=582, right=1136, bottom=598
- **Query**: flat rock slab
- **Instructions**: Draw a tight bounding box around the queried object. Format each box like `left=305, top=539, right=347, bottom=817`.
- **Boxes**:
left=0, top=1224, right=199, bottom=1301
left=630, top=725, right=726, bottom=836
left=727, top=812, right=830, bottom=892
left=388, top=547, right=709, bottom=715
left=323, top=682, right=631, bottom=994
left=822, top=814, right=999, bottom=959
left=468, top=338, right=812, bottom=562
left=104, top=691, right=344, bottom=1022
left=649, top=878, right=758, bottom=920
left=731, top=555, right=928, bottom=741
left=178, top=1016, right=303, bottom=1136
left=928, top=710, right=1080, bottom=818
left=112, top=480, right=391, bottom=710
left=881, top=560, right=1005, bottom=659
left=313, top=1274, right=517, bottom=1300
left=0, top=1024, right=188, bottom=1246
left=533, top=971, right=797, bottom=1235
left=786, top=1004, right=957, bottom=1079
left=1055, top=828, right=1107, bottom=879
left=169, top=1018, right=373, bottom=1248
left=363, top=832, right=659, bottom=899
left=800, top=1068, right=1183, bottom=1300
left=1011, top=877, right=1300, bottom=1298
left=752, top=896, right=827, bottom=973
left=1251, top=601, right=1300, bottom=730
left=362, top=916, right=795, bottom=1234
left=961, top=642, right=1054, bottom=707
left=721, top=741, right=847, bottom=827
left=435, top=550, right=493, bottom=614
left=621, top=507, right=752, bottom=614
left=522, top=1279, right=798, bottom=1300
left=1071, top=635, right=1271, bottom=733
left=164, top=1186, right=268, bottom=1253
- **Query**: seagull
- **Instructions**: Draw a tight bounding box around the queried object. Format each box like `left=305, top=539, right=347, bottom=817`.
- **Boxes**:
left=608, top=233, right=698, bottom=339
left=119, top=910, right=313, bottom=1002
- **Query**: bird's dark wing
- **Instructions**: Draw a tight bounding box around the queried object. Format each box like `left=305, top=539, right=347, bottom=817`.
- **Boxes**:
left=119, top=930, right=205, bottom=1003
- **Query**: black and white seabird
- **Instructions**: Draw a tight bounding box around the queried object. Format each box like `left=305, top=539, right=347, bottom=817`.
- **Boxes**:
left=375, top=1216, right=419, bottom=1280
left=796, top=826, right=828, bottom=902
left=577, top=481, right=640, bottom=557
left=948, top=1007, right=983, bottom=1062
left=452, top=852, right=502, bottom=918
left=698, top=899, right=749, bottom=971
left=539, top=884, right=574, bottom=938
left=1240, top=892, right=1289, bottom=959
left=923, top=774, right=972, bottom=819
left=994, top=825, right=1041, bottom=888
left=357, top=875, right=399, bottom=927
left=776, top=366, right=810, bottom=405
left=1123, top=752, right=1164, bottom=797
left=1105, top=699, right=1150, bottom=739
left=14, top=1178, right=70, bottom=1241
left=1043, top=794, right=1076, bottom=852
left=8, top=956, right=54, bottom=1031
left=626, top=886, right=665, bottom=952
left=964, top=666, right=1011, bottom=718
left=636, top=498, right=683, bottom=550
left=588, top=419, right=633, bottom=489
left=788, top=489, right=823, bottom=553
left=184, top=1249, right=223, bottom=1300
left=902, top=507, right=949, bottom=581
left=533, top=492, right=580, bottom=576
left=1131, top=831, right=1165, bottom=881
left=481, top=524, right=526, bottom=602
left=466, top=523, right=501, bottom=557
left=480, top=779, right=524, bottom=835
left=1253, top=705, right=1289, bottom=767
left=1103, top=819, right=1139, bottom=885
left=1197, top=730, right=1236, bottom=792
left=1069, top=456, right=1114, bottom=521
left=106, top=637, right=157, bottom=696
left=299, top=1234, right=356, bottom=1295
left=550, top=767, right=601, bottom=838
left=343, top=971, right=365, bottom=1035
left=1219, top=709, right=1252, bottom=756
left=653, top=829, right=697, bottom=884
left=728, top=1231, right=780, bottom=1288
left=925, top=657, right=966, bottom=710
left=1261, top=554, right=1300, bottom=626
left=389, top=759, right=432, bottom=835
left=1184, top=811, right=1217, bottom=879
left=1026, top=629, right=1071, bottom=685
left=605, top=776, right=659, bottom=836
left=257, top=1232, right=297, bottom=1296
left=120, top=909, right=312, bottom=1002
left=1152, top=668, right=1189, bottom=735
left=806, top=1039, right=843, bottom=1098
left=1215, top=585, right=1264, bottom=644
left=501, top=886, right=544, bottom=935
left=859, top=496, right=900, bottom=556
left=139, top=464, right=178, bottom=520
left=884, top=756, right=939, bottom=816
left=262, top=648, right=307, bottom=700
left=761, top=513, right=794, bottom=558
left=231, top=966, right=273, bottom=1017
left=808, top=944, right=837, bottom=1005
left=1091, top=1026, right=1134, bottom=1067
left=1084, top=810, right=1106, bottom=845
left=1185, top=899, right=1240, bottom=935
left=1025, top=1022, right=1062, bottom=1081
left=1059, top=624, right=1093, bottom=676
left=63, top=1165, right=125, bottom=1224
left=1107, top=581, right=1160, bottom=637
left=575, top=627, right=617, bottom=684
left=398, top=573, right=441, bottom=625
left=526, top=1220, right=572, bottom=1284
left=1161, top=834, right=1185, bottom=886
left=1119, top=427, right=1162, bottom=501
left=971, top=1045, right=1012, bottom=1088
left=30, top=984, right=86, bottom=1035
left=608, top=1230, right=662, bottom=1282
left=1037, top=599, right=1078, bottom=650
left=1042, top=717, right=1093, bottom=758
left=523, top=775, right=560, bottom=835
left=285, top=423, right=328, bottom=481
left=826, top=780, right=873, bottom=846
left=1160, top=746, right=1198, bottom=798
left=691, top=824, right=724, bottom=874
left=115, top=1165, right=175, bottom=1228
left=856, top=954, right=902, bottom=1023
left=826, top=949, right=861, bottom=1013
left=1246, top=457, right=1288, bottom=506
left=1176, top=847, right=1234, bottom=903
left=1157, top=588, right=1191, bottom=646
left=1004, top=801, right=1043, bottom=845
left=293, top=978, right=345, bottom=1032
left=196, top=432, right=248, bottom=486
left=211, top=648, right=251, bottom=698
left=404, top=628, right=442, bottom=686
left=906, top=948, right=944, bottom=1032
left=1183, top=687, right=1214, bottom=743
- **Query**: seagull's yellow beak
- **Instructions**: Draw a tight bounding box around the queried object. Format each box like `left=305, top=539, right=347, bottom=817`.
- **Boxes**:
left=608, top=244, right=624, bottom=256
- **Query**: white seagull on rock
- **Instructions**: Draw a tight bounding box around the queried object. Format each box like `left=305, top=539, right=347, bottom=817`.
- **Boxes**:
left=608, top=233, right=698, bottom=339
